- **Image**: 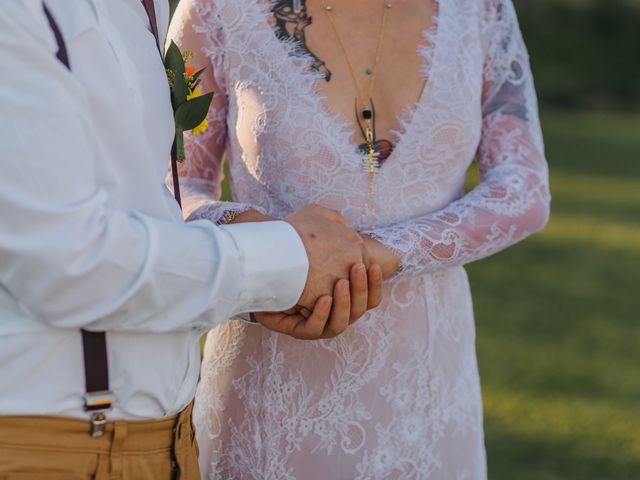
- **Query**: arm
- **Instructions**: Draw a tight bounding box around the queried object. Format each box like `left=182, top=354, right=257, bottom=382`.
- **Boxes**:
left=363, top=0, right=551, bottom=277
left=168, top=0, right=265, bottom=225
left=0, top=3, right=307, bottom=333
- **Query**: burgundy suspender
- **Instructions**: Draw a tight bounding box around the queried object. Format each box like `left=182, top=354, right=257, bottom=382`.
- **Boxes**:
left=142, top=0, right=161, bottom=52
left=42, top=5, right=69, bottom=67
left=43, top=3, right=113, bottom=437
left=43, top=0, right=177, bottom=436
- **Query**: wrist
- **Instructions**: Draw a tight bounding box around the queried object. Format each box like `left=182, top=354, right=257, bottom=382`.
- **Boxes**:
left=225, top=209, right=273, bottom=224
left=361, top=234, right=400, bottom=278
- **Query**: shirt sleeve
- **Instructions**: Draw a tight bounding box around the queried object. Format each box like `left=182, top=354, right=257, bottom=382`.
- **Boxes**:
left=364, top=0, right=551, bottom=277
left=0, top=3, right=308, bottom=333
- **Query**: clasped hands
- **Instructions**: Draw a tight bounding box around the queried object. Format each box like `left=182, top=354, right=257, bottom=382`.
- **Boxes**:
left=229, top=205, right=399, bottom=340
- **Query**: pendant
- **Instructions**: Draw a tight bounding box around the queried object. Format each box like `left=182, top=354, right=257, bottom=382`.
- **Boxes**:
left=357, top=139, right=394, bottom=165
left=361, top=149, right=380, bottom=173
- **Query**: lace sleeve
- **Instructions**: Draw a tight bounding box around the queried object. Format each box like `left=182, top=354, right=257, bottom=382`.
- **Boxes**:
left=167, top=0, right=265, bottom=224
left=365, top=0, right=551, bottom=277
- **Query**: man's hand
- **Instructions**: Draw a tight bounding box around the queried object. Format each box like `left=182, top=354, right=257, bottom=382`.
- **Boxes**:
left=285, top=205, right=370, bottom=310
left=253, top=263, right=383, bottom=339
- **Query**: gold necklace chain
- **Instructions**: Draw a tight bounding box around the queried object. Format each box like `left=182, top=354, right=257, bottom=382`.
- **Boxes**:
left=320, top=1, right=392, bottom=119
left=320, top=1, right=393, bottom=229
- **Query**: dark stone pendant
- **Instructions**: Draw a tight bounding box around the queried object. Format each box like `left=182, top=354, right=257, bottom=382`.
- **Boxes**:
left=357, top=139, right=394, bottom=164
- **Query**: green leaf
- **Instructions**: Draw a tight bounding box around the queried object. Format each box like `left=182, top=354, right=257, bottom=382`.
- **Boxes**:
left=174, top=92, right=214, bottom=131
left=164, top=41, right=188, bottom=109
left=192, top=67, right=207, bottom=83
left=190, top=67, right=207, bottom=90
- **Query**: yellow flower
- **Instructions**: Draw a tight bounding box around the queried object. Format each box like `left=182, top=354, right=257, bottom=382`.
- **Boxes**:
left=187, top=87, right=201, bottom=100
left=191, top=117, right=208, bottom=136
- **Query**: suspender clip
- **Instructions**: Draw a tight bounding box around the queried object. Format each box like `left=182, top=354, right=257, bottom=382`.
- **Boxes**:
left=83, top=390, right=114, bottom=437
left=88, top=411, right=108, bottom=438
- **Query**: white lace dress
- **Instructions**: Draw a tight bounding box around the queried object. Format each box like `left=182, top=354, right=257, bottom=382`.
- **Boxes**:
left=169, top=0, right=550, bottom=478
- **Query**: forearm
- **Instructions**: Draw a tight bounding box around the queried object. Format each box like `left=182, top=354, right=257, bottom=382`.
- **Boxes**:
left=1, top=202, right=308, bottom=332
left=363, top=154, right=550, bottom=277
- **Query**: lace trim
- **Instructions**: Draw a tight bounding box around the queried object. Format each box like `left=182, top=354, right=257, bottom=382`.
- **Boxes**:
left=188, top=202, right=265, bottom=225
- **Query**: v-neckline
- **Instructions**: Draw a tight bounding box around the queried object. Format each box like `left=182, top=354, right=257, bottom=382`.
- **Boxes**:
left=254, top=0, right=442, bottom=166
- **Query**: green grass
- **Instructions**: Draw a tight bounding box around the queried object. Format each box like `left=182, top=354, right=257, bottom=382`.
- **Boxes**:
left=466, top=109, right=640, bottom=479
left=514, top=0, right=640, bottom=109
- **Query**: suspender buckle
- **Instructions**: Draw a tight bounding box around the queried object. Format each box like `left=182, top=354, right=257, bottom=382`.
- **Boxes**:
left=83, top=390, right=114, bottom=437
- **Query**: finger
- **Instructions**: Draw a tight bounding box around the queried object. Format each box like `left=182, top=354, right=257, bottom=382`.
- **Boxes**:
left=366, top=264, right=384, bottom=309
left=291, top=295, right=333, bottom=339
left=360, top=239, right=373, bottom=269
left=296, top=306, right=312, bottom=319
left=349, top=263, right=368, bottom=323
left=321, top=279, right=351, bottom=338
left=254, top=301, right=331, bottom=340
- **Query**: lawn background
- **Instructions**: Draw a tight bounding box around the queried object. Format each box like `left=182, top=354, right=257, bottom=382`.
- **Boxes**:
left=168, top=1, right=640, bottom=478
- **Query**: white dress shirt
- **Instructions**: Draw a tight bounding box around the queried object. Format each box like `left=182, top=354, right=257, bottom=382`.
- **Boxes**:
left=0, top=0, right=308, bottom=420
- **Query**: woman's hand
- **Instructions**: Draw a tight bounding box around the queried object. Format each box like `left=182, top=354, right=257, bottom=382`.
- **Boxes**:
left=361, top=234, right=401, bottom=279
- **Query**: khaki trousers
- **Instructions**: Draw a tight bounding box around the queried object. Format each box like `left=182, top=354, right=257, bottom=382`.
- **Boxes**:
left=0, top=403, right=199, bottom=480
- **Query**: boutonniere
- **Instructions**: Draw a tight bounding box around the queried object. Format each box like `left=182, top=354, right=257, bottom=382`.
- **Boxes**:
left=164, top=41, right=214, bottom=162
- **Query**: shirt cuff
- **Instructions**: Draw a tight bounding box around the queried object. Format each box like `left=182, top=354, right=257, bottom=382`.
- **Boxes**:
left=218, top=221, right=308, bottom=314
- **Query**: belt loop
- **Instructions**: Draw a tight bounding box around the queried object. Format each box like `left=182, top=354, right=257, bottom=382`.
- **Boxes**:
left=111, top=421, right=128, bottom=453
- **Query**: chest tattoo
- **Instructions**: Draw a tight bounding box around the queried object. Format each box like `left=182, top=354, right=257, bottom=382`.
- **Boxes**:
left=271, top=0, right=332, bottom=81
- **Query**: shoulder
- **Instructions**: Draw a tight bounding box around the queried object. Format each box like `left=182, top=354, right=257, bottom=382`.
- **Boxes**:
left=446, top=0, right=518, bottom=31
left=477, top=0, right=521, bottom=47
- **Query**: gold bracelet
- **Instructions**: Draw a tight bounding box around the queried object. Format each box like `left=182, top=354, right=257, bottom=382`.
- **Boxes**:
left=217, top=209, right=243, bottom=225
